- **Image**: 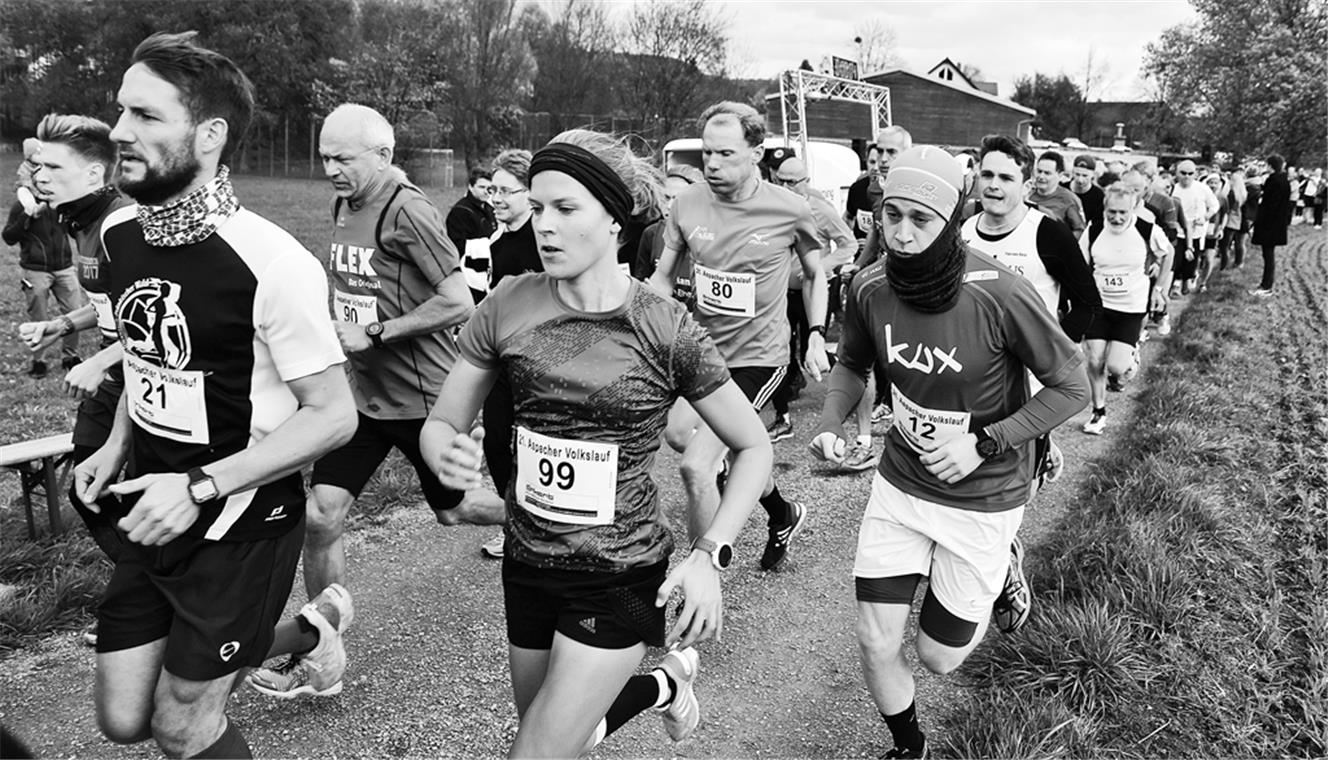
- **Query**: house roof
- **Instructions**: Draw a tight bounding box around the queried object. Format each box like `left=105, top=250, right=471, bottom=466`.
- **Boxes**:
left=926, top=57, right=980, bottom=91
left=865, top=67, right=1036, bottom=116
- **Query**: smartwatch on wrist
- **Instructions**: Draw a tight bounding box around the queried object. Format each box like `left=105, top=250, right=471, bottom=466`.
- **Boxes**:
left=57, top=315, right=76, bottom=336
left=974, top=427, right=1000, bottom=460
left=808, top=324, right=826, bottom=338
left=187, top=467, right=220, bottom=504
left=692, top=537, right=733, bottom=570
left=365, top=321, right=386, bottom=349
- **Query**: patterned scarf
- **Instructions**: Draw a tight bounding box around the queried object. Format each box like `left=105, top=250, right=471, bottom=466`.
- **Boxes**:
left=884, top=206, right=968, bottom=314
left=137, top=166, right=240, bottom=247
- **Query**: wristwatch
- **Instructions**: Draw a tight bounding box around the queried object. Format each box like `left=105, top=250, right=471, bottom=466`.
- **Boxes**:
left=365, top=321, right=386, bottom=349
left=808, top=324, right=826, bottom=338
left=692, top=537, right=733, bottom=570
left=974, top=427, right=1000, bottom=460
left=187, top=467, right=220, bottom=504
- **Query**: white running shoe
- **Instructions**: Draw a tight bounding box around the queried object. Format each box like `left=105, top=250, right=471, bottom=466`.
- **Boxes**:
left=248, top=584, right=352, bottom=698
left=655, top=647, right=701, bottom=742
left=1157, top=314, right=1172, bottom=336
left=480, top=532, right=505, bottom=559
left=1082, top=410, right=1107, bottom=435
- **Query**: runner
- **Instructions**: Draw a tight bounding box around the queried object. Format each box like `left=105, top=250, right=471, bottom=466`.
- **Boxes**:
left=421, top=131, right=771, bottom=756
left=19, top=114, right=132, bottom=588
left=73, top=32, right=358, bottom=758
left=648, top=101, right=829, bottom=570
left=247, top=103, right=480, bottom=698
left=809, top=145, right=1089, bottom=758
left=1081, top=183, right=1173, bottom=434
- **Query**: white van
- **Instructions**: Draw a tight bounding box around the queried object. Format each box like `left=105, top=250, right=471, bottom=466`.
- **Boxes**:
left=662, top=137, right=862, bottom=214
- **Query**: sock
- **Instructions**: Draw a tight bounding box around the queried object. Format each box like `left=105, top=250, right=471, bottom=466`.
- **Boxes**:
left=760, top=483, right=792, bottom=525
left=881, top=702, right=925, bottom=752
left=293, top=614, right=319, bottom=655
left=1093, top=406, right=1107, bottom=416
left=856, top=434, right=872, bottom=447
left=189, top=720, right=252, bottom=759
left=600, top=673, right=666, bottom=739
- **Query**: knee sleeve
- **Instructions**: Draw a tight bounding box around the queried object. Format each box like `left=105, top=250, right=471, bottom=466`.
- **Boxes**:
left=855, top=574, right=922, bottom=605
left=918, top=585, right=978, bottom=648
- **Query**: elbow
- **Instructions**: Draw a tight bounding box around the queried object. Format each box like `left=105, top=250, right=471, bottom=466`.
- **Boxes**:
left=327, top=399, right=359, bottom=449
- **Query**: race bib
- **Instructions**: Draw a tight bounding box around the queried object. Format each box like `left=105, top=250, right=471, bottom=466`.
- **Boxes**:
left=123, top=353, right=209, bottom=444
left=619, top=261, right=633, bottom=276
left=334, top=289, right=377, bottom=325
left=1096, top=270, right=1142, bottom=298
left=891, top=386, right=971, bottom=454
left=694, top=264, right=756, bottom=318
left=88, top=291, right=116, bottom=338
left=515, top=426, right=618, bottom=525
left=855, top=209, right=874, bottom=234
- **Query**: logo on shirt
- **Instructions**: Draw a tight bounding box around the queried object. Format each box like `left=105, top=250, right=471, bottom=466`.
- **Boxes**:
left=330, top=242, right=376, bottom=277
left=747, top=231, right=771, bottom=247
left=579, top=618, right=597, bottom=634
left=883, top=323, right=963, bottom=375
left=687, top=226, right=716, bottom=242
left=219, top=641, right=240, bottom=662
left=265, top=505, right=287, bottom=522
left=116, top=277, right=192, bottom=369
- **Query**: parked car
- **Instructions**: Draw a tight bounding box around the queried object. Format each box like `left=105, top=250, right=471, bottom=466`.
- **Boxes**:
left=1061, top=137, right=1089, bottom=150
left=1110, top=144, right=1133, bottom=153
left=1029, top=138, right=1058, bottom=149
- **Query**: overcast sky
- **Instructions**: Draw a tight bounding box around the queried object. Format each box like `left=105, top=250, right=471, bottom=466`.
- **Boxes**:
left=718, top=0, right=1198, bottom=101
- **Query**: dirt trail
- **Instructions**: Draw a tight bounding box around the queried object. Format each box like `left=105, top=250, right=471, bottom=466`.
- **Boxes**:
left=0, top=292, right=1197, bottom=759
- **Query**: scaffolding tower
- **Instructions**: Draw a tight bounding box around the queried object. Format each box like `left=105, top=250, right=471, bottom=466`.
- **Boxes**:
left=778, top=69, right=892, bottom=175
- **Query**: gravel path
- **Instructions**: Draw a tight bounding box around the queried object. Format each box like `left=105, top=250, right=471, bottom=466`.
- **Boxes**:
left=0, top=297, right=1185, bottom=758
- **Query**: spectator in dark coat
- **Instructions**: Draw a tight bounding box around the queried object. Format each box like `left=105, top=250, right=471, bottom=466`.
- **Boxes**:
left=1250, top=154, right=1293, bottom=295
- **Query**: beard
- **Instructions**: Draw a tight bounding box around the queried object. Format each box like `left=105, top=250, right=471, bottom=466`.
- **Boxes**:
left=116, top=134, right=203, bottom=205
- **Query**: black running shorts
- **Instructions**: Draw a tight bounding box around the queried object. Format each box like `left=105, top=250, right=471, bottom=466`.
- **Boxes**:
left=311, top=412, right=464, bottom=513
left=71, top=371, right=123, bottom=450
left=503, top=557, right=667, bottom=650
left=1084, top=308, right=1146, bottom=346
left=96, top=515, right=303, bottom=681
left=729, top=365, right=787, bottom=413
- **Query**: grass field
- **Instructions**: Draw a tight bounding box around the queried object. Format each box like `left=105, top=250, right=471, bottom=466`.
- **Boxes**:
left=0, top=154, right=463, bottom=651
left=940, top=227, right=1328, bottom=758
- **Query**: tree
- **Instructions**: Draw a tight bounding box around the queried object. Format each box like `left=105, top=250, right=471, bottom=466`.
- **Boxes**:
left=851, top=19, right=903, bottom=76
left=1071, top=47, right=1110, bottom=138
left=1011, top=73, right=1083, bottom=141
left=619, top=0, right=730, bottom=143
left=528, top=0, right=618, bottom=125
left=1143, top=0, right=1327, bottom=166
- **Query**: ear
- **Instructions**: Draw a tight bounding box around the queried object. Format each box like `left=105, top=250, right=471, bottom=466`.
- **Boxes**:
left=195, top=117, right=229, bottom=159
left=375, top=145, right=393, bottom=170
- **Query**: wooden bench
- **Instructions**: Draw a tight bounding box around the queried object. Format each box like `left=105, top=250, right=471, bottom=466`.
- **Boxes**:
left=1, top=432, right=74, bottom=539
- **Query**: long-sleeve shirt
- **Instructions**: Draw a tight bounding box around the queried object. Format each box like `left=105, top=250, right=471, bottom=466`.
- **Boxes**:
left=4, top=202, right=73, bottom=272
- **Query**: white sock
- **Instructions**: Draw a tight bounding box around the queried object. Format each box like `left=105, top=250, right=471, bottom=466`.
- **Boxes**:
left=651, top=668, right=672, bottom=709
left=582, top=719, right=607, bottom=753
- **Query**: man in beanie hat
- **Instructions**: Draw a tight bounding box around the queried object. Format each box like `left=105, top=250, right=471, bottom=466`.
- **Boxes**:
left=809, top=145, right=1089, bottom=758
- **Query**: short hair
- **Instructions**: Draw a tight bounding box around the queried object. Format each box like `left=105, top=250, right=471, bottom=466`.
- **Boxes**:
left=467, top=166, right=492, bottom=186
left=875, top=125, right=913, bottom=150
left=1266, top=154, right=1285, bottom=172
left=979, top=134, right=1036, bottom=181
left=1104, top=182, right=1134, bottom=205
left=698, top=101, right=765, bottom=147
left=35, top=113, right=116, bottom=181
left=324, top=103, right=395, bottom=151
left=1120, top=167, right=1146, bottom=189
left=493, top=149, right=533, bottom=188
left=130, top=32, right=255, bottom=166
left=1097, top=171, right=1120, bottom=189
left=1038, top=150, right=1066, bottom=174
left=549, top=129, right=667, bottom=223
left=1131, top=159, right=1155, bottom=179
left=1073, top=154, right=1097, bottom=171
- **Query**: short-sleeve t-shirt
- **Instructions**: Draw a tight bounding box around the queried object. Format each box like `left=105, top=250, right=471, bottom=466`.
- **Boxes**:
left=845, top=174, right=880, bottom=239
left=663, top=181, right=820, bottom=368
left=837, top=250, right=1084, bottom=512
left=458, top=274, right=730, bottom=572
left=328, top=176, right=461, bottom=420
left=1083, top=219, right=1158, bottom=313
left=104, top=205, right=346, bottom=541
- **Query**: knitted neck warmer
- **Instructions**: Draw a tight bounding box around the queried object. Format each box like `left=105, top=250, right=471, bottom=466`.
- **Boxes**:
left=884, top=208, right=967, bottom=313
left=58, top=185, right=120, bottom=233
left=137, top=166, right=239, bottom=247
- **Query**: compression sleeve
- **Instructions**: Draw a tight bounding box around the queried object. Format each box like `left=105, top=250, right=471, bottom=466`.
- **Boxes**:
left=814, top=272, right=877, bottom=439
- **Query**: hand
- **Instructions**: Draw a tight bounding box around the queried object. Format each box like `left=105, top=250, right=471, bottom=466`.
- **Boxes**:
left=334, top=321, right=372, bottom=353
left=918, top=433, right=984, bottom=485
left=19, top=320, right=63, bottom=353
left=808, top=431, right=846, bottom=464
left=656, top=551, right=723, bottom=648
left=803, top=332, right=830, bottom=382
left=63, top=358, right=107, bottom=400
left=1149, top=289, right=1167, bottom=313
left=111, top=473, right=200, bottom=545
left=73, top=443, right=129, bottom=511
left=432, top=426, right=486, bottom=491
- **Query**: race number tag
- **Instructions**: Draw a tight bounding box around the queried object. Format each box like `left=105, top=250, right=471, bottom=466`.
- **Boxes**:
left=1096, top=271, right=1140, bottom=298
left=693, top=264, right=756, bottom=318
left=891, top=386, right=971, bottom=454
left=123, top=353, right=209, bottom=444
left=334, top=289, right=378, bottom=325
left=515, top=426, right=618, bottom=525
left=855, top=209, right=874, bottom=234
left=87, top=291, right=117, bottom=338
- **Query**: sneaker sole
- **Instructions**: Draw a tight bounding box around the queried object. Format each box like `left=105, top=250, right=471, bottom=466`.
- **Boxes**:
left=248, top=678, right=344, bottom=699
left=768, top=430, right=794, bottom=443
left=995, top=539, right=1031, bottom=634
left=840, top=456, right=878, bottom=472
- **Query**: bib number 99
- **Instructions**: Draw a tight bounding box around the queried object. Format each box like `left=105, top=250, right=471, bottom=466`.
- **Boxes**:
left=538, top=458, right=575, bottom=490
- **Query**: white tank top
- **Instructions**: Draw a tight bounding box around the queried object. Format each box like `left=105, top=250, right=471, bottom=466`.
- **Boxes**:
left=961, top=208, right=1060, bottom=318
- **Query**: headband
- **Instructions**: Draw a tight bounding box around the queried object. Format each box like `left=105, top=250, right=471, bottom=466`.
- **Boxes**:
left=530, top=142, right=634, bottom=227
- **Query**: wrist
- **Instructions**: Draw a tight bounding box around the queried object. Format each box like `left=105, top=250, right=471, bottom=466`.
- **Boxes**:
left=808, top=325, right=826, bottom=338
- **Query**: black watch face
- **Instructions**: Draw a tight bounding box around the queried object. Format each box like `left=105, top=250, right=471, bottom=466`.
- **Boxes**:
left=716, top=544, right=733, bottom=568
left=977, top=438, right=1000, bottom=458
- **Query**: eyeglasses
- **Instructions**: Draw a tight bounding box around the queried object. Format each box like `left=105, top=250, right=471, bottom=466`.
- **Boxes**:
left=488, top=186, right=527, bottom=198
left=1178, top=170, right=1196, bottom=176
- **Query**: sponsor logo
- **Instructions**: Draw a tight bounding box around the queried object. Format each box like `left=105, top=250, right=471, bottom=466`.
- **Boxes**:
left=265, top=505, right=287, bottom=522
left=883, top=323, right=963, bottom=375
left=687, top=226, right=716, bottom=242
left=330, top=242, right=376, bottom=277
left=219, top=641, right=240, bottom=662
left=579, top=618, right=597, bottom=634
left=747, top=231, right=771, bottom=247
left=116, top=277, right=192, bottom=369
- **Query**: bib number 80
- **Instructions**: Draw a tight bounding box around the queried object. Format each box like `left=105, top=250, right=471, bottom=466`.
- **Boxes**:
left=538, top=458, right=576, bottom=490
left=710, top=281, right=733, bottom=299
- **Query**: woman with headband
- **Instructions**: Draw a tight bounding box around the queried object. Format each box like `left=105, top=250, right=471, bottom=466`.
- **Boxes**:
left=421, top=131, right=771, bottom=757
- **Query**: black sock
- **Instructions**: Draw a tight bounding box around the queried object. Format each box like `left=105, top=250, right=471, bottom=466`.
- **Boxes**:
left=294, top=614, right=319, bottom=655
left=1093, top=406, right=1107, bottom=416
left=603, top=673, right=666, bottom=737
left=882, top=703, right=924, bottom=752
left=760, top=483, right=792, bottom=525
left=189, top=720, right=252, bottom=759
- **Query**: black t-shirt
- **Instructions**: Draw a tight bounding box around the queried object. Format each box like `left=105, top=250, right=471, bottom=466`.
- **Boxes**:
left=845, top=175, right=879, bottom=239
left=489, top=216, right=541, bottom=288
left=1075, top=184, right=1105, bottom=236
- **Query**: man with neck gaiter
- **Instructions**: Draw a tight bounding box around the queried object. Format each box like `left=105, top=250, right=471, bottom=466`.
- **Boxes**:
left=808, top=146, right=1089, bottom=759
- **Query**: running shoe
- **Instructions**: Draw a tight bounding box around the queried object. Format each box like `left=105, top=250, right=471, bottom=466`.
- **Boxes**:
left=1082, top=409, right=1107, bottom=435
left=760, top=501, right=807, bottom=571
left=992, top=537, right=1031, bottom=634
left=870, top=403, right=893, bottom=426
left=766, top=415, right=794, bottom=443
left=1156, top=314, right=1172, bottom=336
left=840, top=441, right=878, bottom=472
left=27, top=361, right=47, bottom=378
left=82, top=624, right=97, bottom=648
left=1120, top=350, right=1141, bottom=384
left=480, top=533, right=505, bottom=559
left=248, top=584, right=352, bottom=698
left=1107, top=375, right=1124, bottom=393
left=882, top=739, right=929, bottom=759
left=60, top=356, right=81, bottom=371
left=655, top=647, right=701, bottom=742
left=1249, top=288, right=1274, bottom=298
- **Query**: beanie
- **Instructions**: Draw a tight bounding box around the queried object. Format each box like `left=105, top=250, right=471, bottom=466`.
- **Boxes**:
left=881, top=146, right=963, bottom=220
